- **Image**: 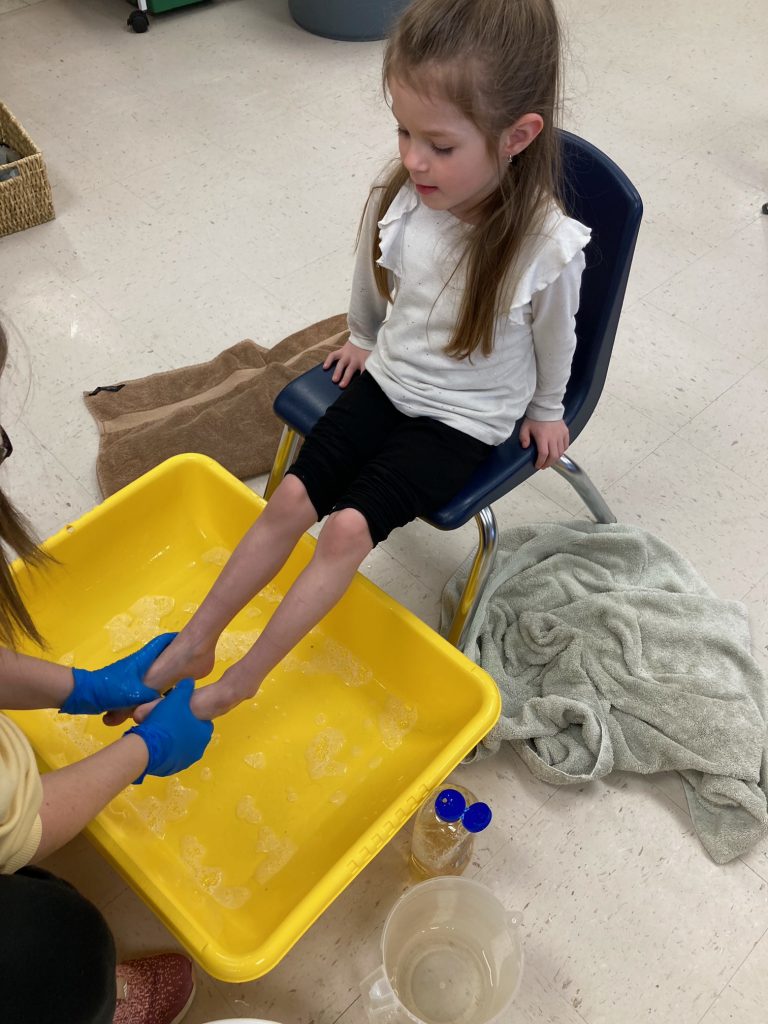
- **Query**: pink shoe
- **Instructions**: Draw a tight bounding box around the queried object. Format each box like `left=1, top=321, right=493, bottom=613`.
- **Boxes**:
left=114, top=953, right=195, bottom=1024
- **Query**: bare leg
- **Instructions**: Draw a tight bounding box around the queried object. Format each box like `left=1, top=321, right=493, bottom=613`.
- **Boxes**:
left=187, top=507, right=373, bottom=719
left=145, top=474, right=318, bottom=690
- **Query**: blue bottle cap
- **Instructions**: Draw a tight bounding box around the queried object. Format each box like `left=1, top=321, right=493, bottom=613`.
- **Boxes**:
left=462, top=802, right=492, bottom=833
left=434, top=788, right=467, bottom=822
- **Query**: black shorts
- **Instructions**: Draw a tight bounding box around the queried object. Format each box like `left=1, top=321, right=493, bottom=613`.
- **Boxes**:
left=286, top=372, right=493, bottom=545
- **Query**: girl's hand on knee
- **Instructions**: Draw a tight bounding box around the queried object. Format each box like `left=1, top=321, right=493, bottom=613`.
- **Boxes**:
left=519, top=417, right=570, bottom=470
left=323, top=340, right=370, bottom=388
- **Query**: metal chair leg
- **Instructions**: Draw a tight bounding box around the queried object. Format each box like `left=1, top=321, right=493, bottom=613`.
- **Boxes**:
left=446, top=506, right=499, bottom=650
left=552, top=454, right=616, bottom=524
left=264, top=425, right=301, bottom=500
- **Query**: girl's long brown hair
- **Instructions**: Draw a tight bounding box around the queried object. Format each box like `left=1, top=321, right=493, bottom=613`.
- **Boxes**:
left=0, top=322, right=48, bottom=649
left=371, top=0, right=563, bottom=360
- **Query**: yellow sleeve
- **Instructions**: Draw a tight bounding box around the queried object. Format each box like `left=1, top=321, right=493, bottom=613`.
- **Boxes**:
left=0, top=713, right=43, bottom=873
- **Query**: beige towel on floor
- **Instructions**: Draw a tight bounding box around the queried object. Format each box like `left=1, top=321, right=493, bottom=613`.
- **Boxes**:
left=84, top=314, right=347, bottom=498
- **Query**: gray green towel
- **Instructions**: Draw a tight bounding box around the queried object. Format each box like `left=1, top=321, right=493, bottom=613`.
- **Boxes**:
left=441, top=521, right=768, bottom=863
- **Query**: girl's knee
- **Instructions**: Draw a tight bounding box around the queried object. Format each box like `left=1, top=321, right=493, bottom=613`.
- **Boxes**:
left=267, top=474, right=315, bottom=523
left=275, top=473, right=310, bottom=505
left=319, top=507, right=373, bottom=556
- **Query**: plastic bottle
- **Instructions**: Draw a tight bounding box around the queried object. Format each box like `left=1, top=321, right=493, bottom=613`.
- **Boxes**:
left=409, top=785, right=492, bottom=878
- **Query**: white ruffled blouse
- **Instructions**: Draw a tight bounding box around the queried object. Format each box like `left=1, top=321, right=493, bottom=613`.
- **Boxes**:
left=347, top=182, right=591, bottom=446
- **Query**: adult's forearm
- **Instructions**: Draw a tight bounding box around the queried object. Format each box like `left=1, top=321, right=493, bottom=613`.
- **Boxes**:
left=33, top=733, right=149, bottom=861
left=0, top=647, right=74, bottom=709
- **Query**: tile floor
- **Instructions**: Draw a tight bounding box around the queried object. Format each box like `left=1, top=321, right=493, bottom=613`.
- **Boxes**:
left=1, top=0, right=767, bottom=1021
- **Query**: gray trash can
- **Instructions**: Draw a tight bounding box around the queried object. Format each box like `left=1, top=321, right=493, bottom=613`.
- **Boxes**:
left=289, top=0, right=410, bottom=41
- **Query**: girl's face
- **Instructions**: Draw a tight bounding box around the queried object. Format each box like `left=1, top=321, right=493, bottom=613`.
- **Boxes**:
left=389, top=78, right=504, bottom=223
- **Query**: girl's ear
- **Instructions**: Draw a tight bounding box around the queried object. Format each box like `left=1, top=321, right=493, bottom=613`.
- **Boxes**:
left=501, top=114, right=544, bottom=160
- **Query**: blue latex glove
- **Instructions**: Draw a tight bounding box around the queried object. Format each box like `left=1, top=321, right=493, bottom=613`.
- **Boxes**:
left=125, top=678, right=213, bottom=783
left=60, top=634, right=177, bottom=715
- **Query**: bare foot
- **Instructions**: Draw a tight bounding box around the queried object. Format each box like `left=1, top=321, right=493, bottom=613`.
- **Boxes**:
left=189, top=679, right=247, bottom=720
left=143, top=632, right=216, bottom=691
left=103, top=633, right=217, bottom=727
left=131, top=677, right=248, bottom=724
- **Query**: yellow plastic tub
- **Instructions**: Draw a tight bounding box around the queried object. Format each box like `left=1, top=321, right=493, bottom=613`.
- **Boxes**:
left=8, top=454, right=500, bottom=981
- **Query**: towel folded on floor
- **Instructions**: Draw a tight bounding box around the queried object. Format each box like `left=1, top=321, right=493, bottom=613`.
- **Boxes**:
left=441, top=520, right=768, bottom=863
left=83, top=314, right=348, bottom=497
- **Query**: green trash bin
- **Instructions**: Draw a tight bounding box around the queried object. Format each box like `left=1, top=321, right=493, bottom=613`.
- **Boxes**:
left=289, top=0, right=410, bottom=41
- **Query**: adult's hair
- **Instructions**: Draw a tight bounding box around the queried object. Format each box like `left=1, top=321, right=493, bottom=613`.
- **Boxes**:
left=0, top=322, right=47, bottom=649
left=369, top=0, right=563, bottom=360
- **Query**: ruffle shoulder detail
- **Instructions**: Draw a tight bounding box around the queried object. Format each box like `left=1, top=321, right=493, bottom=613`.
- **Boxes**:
left=376, top=184, right=419, bottom=277
left=506, top=208, right=591, bottom=325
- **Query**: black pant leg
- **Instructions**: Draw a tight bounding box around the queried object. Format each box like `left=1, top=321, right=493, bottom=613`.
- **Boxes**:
left=0, top=866, right=116, bottom=1024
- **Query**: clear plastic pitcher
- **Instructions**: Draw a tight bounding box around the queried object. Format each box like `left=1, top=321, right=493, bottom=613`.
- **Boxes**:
left=360, top=877, right=523, bottom=1024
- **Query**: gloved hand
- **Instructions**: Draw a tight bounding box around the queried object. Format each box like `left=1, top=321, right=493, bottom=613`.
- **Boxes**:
left=125, top=678, right=213, bottom=783
left=60, top=634, right=176, bottom=716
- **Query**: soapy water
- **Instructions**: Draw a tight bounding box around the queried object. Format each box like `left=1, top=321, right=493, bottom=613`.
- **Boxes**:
left=379, top=696, right=418, bottom=751
left=49, top=576, right=416, bottom=882
left=125, top=777, right=198, bottom=839
left=105, top=595, right=175, bottom=653
left=243, top=752, right=266, bottom=769
left=259, top=583, right=282, bottom=606
left=236, top=795, right=262, bottom=825
left=253, top=824, right=297, bottom=885
left=305, top=728, right=348, bottom=780
left=201, top=546, right=231, bottom=567
left=215, top=628, right=261, bottom=664
left=54, top=713, right=102, bottom=757
left=180, top=835, right=251, bottom=909
left=393, top=927, right=497, bottom=1024
left=284, top=635, right=373, bottom=689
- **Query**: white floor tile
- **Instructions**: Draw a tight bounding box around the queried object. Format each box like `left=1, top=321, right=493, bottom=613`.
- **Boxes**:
left=529, top=393, right=672, bottom=514
left=477, top=776, right=768, bottom=1024
left=699, top=929, right=768, bottom=1024
left=644, top=218, right=768, bottom=364
left=606, top=300, right=757, bottom=432
left=1, top=417, right=96, bottom=537
left=604, top=435, right=768, bottom=600
left=677, top=361, right=768, bottom=485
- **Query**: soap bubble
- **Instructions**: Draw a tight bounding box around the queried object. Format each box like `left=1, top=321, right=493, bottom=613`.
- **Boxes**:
left=236, top=795, right=262, bottom=825
left=305, top=728, right=347, bottom=780
left=243, top=752, right=265, bottom=769
left=379, top=696, right=418, bottom=751
left=253, top=826, right=297, bottom=885
left=104, top=595, right=175, bottom=652
left=201, top=547, right=231, bottom=567
left=215, top=629, right=260, bottom=663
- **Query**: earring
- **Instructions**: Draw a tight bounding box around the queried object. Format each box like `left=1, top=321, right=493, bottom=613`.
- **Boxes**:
left=507, top=153, right=514, bottom=164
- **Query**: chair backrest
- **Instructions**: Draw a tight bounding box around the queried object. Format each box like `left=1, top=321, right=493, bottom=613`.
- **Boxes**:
left=558, top=130, right=643, bottom=436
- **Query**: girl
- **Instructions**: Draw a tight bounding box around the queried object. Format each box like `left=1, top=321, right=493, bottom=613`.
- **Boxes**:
left=132, top=0, right=590, bottom=720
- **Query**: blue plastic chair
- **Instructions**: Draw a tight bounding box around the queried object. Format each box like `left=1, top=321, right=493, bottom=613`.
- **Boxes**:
left=265, top=131, right=643, bottom=648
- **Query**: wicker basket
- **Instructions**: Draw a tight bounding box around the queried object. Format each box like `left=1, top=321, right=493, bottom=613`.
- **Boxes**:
left=0, top=100, right=55, bottom=238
